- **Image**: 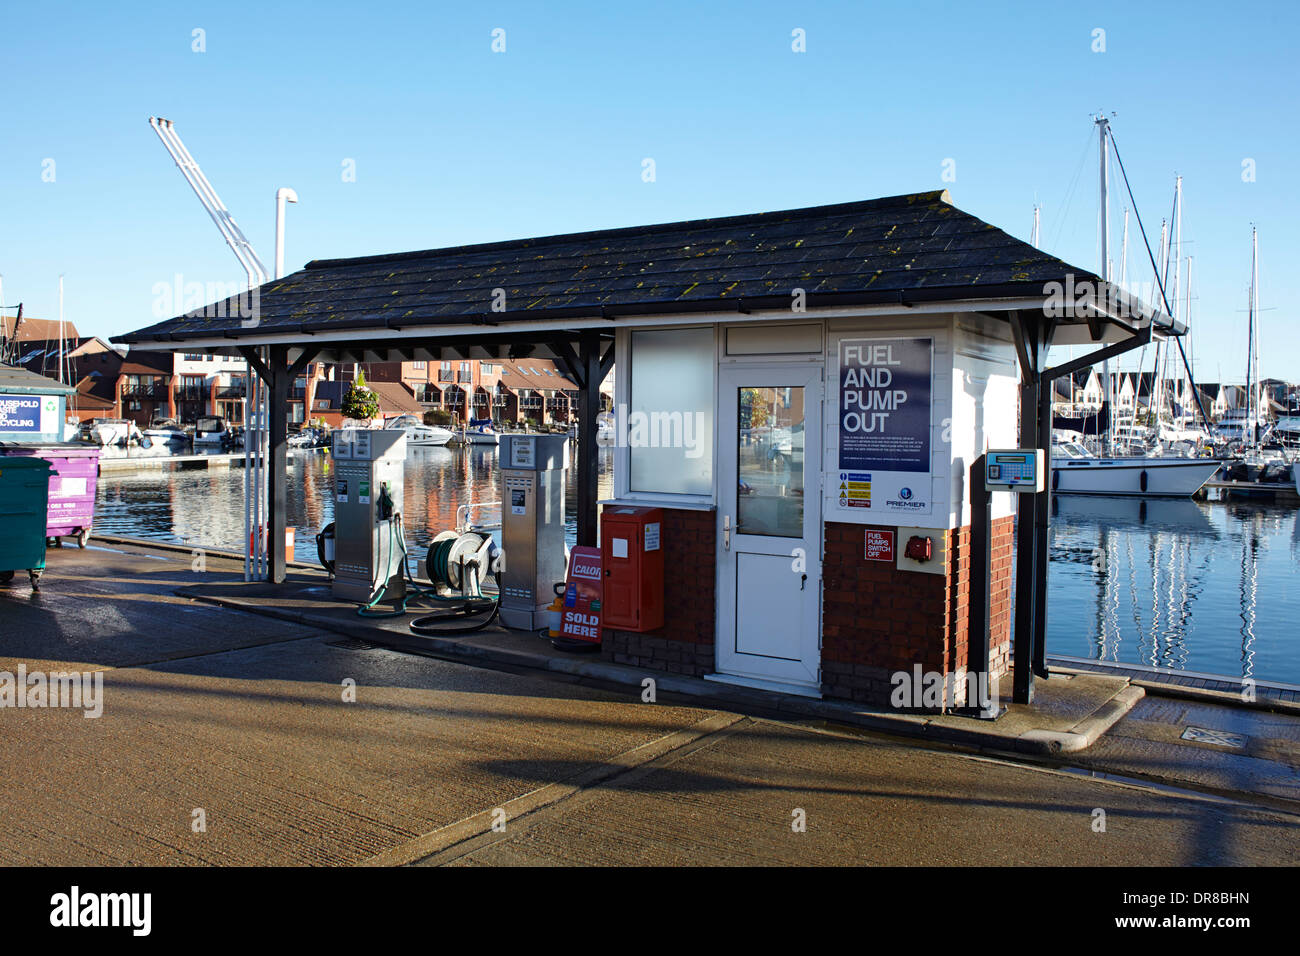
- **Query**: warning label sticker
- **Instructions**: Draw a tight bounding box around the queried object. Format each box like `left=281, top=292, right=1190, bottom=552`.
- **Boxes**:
left=838, top=471, right=872, bottom=509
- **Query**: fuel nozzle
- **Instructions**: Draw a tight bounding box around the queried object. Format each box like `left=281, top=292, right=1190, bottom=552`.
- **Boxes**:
left=378, top=483, right=395, bottom=521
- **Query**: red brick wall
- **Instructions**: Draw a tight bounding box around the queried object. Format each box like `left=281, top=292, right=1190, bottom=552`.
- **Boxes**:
left=599, top=509, right=1014, bottom=705
left=602, top=506, right=716, bottom=675
left=821, top=517, right=1014, bottom=708
left=947, top=516, right=1015, bottom=681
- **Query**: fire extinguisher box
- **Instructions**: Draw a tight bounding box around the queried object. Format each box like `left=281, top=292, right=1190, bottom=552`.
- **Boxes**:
left=600, top=506, right=664, bottom=632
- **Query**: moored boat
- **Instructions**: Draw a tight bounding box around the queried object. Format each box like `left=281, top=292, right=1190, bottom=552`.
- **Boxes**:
left=1051, top=440, right=1221, bottom=497
left=384, top=414, right=452, bottom=447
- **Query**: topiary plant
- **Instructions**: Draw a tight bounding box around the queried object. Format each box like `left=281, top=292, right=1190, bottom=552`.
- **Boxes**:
left=342, top=371, right=380, bottom=421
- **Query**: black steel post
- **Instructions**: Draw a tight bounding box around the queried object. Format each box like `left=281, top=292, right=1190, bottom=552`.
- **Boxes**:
left=575, top=333, right=601, bottom=547
left=1032, top=374, right=1054, bottom=679
left=267, top=345, right=289, bottom=584
left=967, top=454, right=994, bottom=715
left=1012, top=339, right=1039, bottom=705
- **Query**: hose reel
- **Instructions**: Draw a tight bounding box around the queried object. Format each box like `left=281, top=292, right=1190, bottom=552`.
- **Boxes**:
left=420, top=529, right=498, bottom=597
left=405, top=529, right=503, bottom=636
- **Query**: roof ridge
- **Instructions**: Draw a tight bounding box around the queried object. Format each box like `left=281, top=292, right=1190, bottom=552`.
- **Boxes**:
left=304, top=191, right=953, bottom=271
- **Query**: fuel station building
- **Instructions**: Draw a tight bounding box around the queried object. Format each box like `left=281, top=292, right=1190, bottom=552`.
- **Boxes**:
left=117, top=190, right=1176, bottom=707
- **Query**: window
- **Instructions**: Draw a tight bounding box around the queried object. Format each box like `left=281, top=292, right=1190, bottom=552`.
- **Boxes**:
left=482, top=364, right=495, bottom=374
left=628, top=327, right=713, bottom=497
left=412, top=361, right=426, bottom=370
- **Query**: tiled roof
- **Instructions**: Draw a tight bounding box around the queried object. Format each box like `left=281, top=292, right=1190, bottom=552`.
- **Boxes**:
left=116, top=191, right=1096, bottom=345
left=367, top=382, right=424, bottom=415
left=496, top=359, right=577, bottom=391
left=1, top=316, right=81, bottom=342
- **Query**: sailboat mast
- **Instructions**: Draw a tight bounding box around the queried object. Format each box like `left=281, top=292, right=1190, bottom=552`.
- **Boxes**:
left=1185, top=256, right=1194, bottom=419
left=1171, top=178, right=1183, bottom=426
left=1119, top=208, right=1129, bottom=288
left=58, top=275, right=66, bottom=386
left=1172, top=177, right=1182, bottom=323
left=1252, top=228, right=1260, bottom=443
left=1245, top=226, right=1256, bottom=445
left=1097, top=115, right=1112, bottom=454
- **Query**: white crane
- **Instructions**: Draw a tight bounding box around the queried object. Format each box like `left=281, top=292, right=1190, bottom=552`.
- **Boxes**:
left=148, top=117, right=297, bottom=581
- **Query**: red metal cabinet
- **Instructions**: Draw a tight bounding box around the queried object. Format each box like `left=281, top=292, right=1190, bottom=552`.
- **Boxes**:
left=600, top=507, right=664, bottom=631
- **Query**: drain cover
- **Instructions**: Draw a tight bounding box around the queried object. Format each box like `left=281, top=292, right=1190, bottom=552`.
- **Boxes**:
left=326, top=637, right=378, bottom=651
left=1180, top=726, right=1247, bottom=749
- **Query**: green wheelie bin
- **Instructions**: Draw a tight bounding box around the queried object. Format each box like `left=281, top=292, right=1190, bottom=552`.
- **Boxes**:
left=0, top=456, right=54, bottom=590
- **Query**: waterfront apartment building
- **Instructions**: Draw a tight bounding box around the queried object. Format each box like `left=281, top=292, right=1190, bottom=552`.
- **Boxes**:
left=342, top=357, right=604, bottom=427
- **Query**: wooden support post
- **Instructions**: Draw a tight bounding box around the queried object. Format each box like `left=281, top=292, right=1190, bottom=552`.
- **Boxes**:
left=267, top=345, right=290, bottom=584
left=575, top=333, right=602, bottom=547
left=1032, top=362, right=1055, bottom=680
left=1010, top=314, right=1040, bottom=705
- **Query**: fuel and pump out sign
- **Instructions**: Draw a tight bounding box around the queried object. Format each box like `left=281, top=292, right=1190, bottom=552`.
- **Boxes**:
left=834, top=337, right=933, bottom=518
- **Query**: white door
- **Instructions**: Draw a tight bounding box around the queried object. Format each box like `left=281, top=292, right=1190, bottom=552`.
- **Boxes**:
left=715, top=365, right=822, bottom=692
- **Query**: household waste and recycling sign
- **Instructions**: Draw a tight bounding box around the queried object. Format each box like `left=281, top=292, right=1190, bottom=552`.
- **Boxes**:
left=0, top=394, right=60, bottom=434
left=835, top=337, right=932, bottom=518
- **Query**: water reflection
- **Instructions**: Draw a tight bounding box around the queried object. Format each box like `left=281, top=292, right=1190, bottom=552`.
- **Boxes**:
left=1049, top=495, right=1300, bottom=685
left=94, top=445, right=614, bottom=561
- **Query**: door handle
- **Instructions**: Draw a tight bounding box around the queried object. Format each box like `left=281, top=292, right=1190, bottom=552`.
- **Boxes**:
left=723, top=514, right=730, bottom=551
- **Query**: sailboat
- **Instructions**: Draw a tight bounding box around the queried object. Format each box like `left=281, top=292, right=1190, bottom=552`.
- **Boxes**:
left=1049, top=119, right=1220, bottom=498
left=1217, top=228, right=1293, bottom=486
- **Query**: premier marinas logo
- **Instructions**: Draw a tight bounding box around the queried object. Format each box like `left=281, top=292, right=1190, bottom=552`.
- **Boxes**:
left=0, top=665, right=103, bottom=718
left=50, top=886, right=151, bottom=936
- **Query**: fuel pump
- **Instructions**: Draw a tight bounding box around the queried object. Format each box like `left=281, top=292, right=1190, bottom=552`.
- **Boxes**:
left=498, top=434, right=570, bottom=630
left=330, top=428, right=407, bottom=603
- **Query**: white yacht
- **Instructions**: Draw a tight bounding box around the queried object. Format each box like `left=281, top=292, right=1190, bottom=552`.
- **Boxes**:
left=465, top=419, right=500, bottom=445
left=142, top=418, right=190, bottom=447
left=384, top=414, right=453, bottom=447
left=79, top=418, right=141, bottom=447
left=1051, top=439, right=1222, bottom=497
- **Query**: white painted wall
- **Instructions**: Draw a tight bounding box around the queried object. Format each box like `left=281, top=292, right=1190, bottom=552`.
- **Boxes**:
left=950, top=313, right=1019, bottom=526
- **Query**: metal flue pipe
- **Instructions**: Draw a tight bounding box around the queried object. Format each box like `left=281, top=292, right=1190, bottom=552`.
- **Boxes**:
left=275, top=188, right=298, bottom=280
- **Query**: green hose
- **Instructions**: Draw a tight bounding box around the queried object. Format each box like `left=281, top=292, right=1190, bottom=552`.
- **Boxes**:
left=355, top=517, right=499, bottom=632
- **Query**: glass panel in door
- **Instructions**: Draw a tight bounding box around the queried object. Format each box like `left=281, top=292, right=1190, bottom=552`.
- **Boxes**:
left=736, top=386, right=805, bottom=538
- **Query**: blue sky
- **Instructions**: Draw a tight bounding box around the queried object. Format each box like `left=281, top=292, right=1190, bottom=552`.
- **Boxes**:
left=2, top=0, right=1295, bottom=383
